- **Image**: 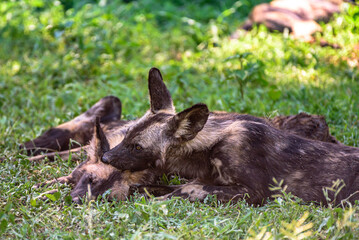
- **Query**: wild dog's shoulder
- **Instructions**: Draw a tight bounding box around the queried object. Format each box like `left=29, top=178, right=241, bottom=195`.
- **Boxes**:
left=198, top=112, right=272, bottom=146
left=209, top=111, right=268, bottom=125
left=239, top=119, right=359, bottom=160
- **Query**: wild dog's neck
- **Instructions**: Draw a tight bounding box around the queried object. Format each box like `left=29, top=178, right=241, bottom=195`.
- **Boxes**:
left=181, top=117, right=239, bottom=152
left=182, top=123, right=223, bottom=152
left=164, top=117, right=236, bottom=179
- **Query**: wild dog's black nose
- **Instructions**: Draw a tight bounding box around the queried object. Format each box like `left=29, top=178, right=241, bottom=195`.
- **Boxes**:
left=102, top=152, right=110, bottom=163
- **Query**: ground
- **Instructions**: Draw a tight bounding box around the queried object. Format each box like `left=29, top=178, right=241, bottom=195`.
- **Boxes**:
left=0, top=0, right=359, bottom=238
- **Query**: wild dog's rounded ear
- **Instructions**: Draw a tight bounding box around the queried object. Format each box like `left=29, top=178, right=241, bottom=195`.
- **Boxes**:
left=85, top=96, right=122, bottom=123
left=148, top=67, right=174, bottom=114
left=166, top=103, right=209, bottom=142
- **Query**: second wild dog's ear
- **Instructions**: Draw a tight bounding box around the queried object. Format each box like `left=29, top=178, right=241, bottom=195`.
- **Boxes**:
left=93, top=117, right=110, bottom=161
left=148, top=67, right=174, bottom=114
left=166, top=103, right=209, bottom=142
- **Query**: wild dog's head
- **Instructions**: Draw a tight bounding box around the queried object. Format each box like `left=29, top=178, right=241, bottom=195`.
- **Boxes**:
left=69, top=118, right=150, bottom=202
left=101, top=68, right=209, bottom=171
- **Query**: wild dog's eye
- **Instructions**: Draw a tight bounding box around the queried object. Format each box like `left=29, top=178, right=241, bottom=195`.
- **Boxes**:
left=88, top=173, right=97, bottom=184
left=135, top=144, right=142, bottom=151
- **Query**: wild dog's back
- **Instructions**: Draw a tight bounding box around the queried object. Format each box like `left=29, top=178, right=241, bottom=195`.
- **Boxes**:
left=212, top=119, right=359, bottom=204
left=166, top=111, right=359, bottom=204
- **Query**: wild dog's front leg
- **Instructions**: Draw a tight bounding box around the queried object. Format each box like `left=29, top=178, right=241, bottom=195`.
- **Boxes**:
left=33, top=159, right=89, bottom=189
left=130, top=184, right=183, bottom=197
left=32, top=174, right=76, bottom=201
left=33, top=175, right=74, bottom=189
left=28, top=146, right=87, bottom=162
left=162, top=182, right=262, bottom=205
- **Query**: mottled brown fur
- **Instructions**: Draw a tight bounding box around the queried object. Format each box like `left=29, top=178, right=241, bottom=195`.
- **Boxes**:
left=27, top=69, right=349, bottom=204
left=102, top=68, right=359, bottom=205
left=269, top=112, right=341, bottom=144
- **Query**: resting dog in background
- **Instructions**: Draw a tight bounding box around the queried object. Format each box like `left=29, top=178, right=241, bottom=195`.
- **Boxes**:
left=234, top=0, right=347, bottom=46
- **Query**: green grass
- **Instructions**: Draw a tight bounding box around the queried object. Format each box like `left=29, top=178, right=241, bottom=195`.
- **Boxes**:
left=1, top=0, right=359, bottom=238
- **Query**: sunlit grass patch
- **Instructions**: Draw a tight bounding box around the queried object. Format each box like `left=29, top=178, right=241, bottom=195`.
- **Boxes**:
left=1, top=0, right=359, bottom=238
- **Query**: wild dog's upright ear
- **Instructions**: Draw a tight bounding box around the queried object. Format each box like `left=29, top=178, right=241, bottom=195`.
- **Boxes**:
left=148, top=68, right=174, bottom=113
left=167, top=103, right=209, bottom=142
left=91, top=117, right=110, bottom=161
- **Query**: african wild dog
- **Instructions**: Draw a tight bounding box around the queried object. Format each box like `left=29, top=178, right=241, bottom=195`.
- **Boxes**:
left=102, top=68, right=359, bottom=205
left=34, top=112, right=157, bottom=203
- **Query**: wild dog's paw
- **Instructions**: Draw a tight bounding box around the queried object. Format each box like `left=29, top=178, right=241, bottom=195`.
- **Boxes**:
left=32, top=183, right=42, bottom=189
left=130, top=184, right=182, bottom=198
left=34, top=189, right=59, bottom=201
left=158, top=184, right=210, bottom=202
